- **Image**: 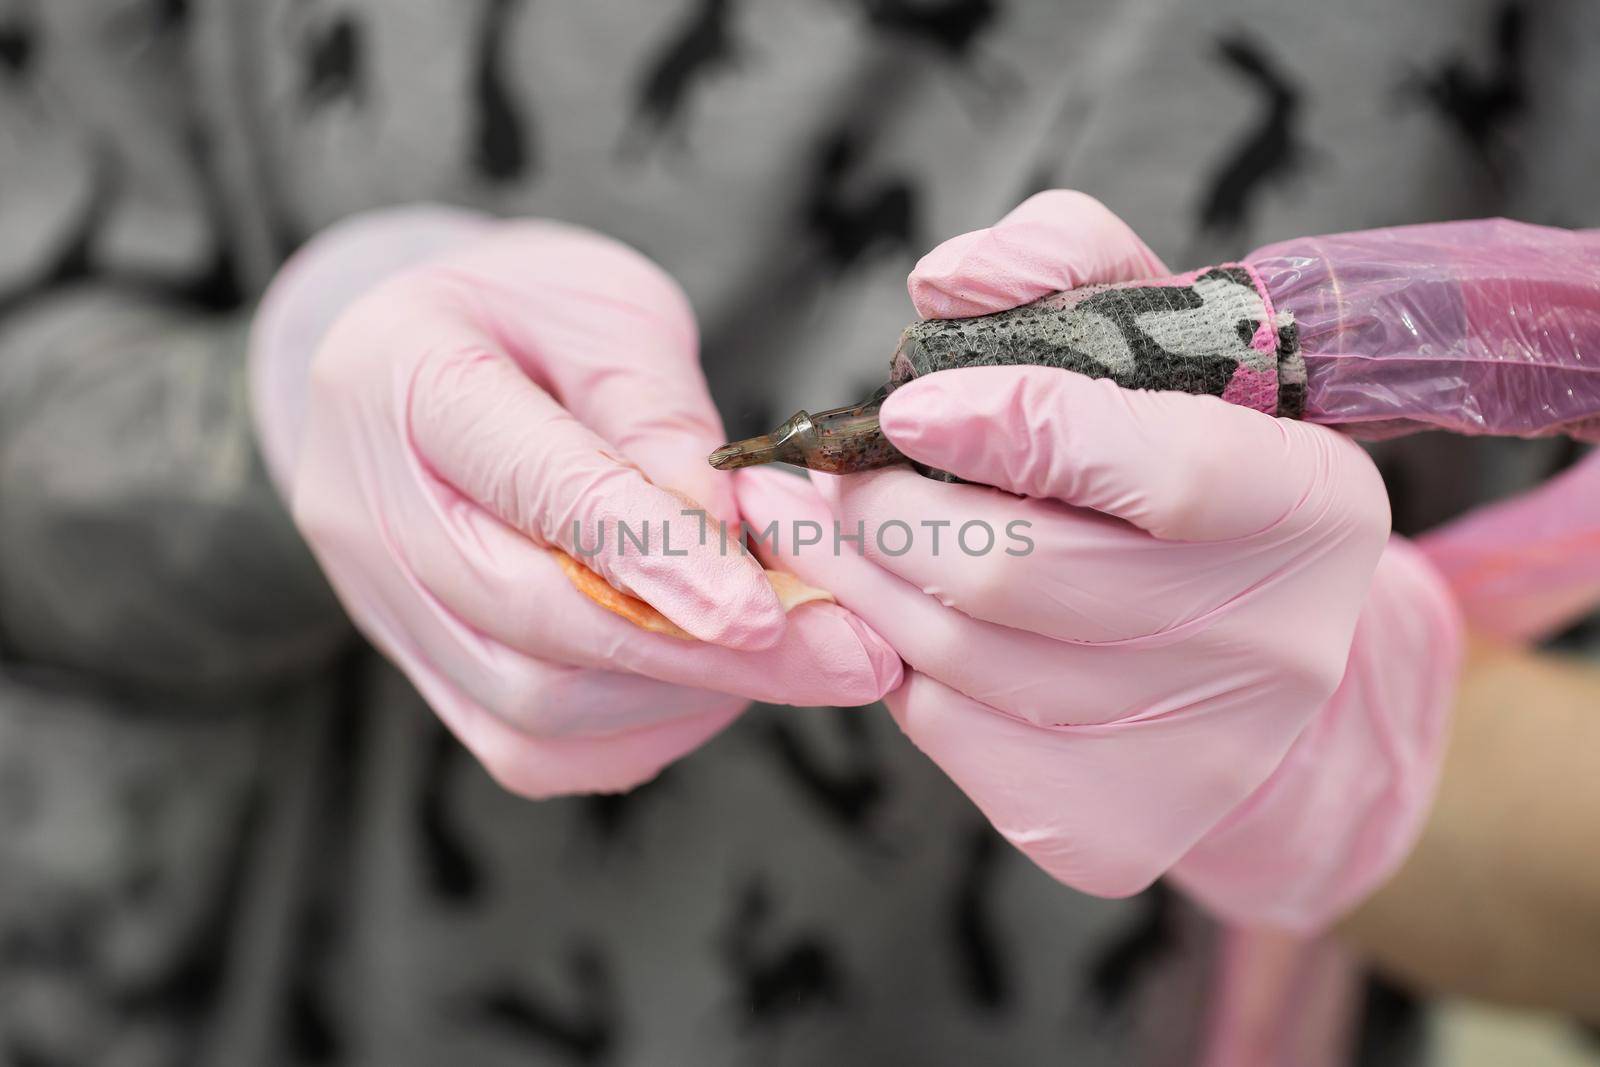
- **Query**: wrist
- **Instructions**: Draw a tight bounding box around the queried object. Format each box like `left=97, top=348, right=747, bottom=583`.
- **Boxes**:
left=1171, top=538, right=1465, bottom=930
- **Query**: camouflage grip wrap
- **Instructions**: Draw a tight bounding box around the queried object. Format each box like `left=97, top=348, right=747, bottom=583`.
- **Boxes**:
left=890, top=263, right=1306, bottom=420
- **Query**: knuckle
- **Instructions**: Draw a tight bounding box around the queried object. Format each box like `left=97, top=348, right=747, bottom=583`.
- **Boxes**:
left=1208, top=609, right=1347, bottom=709
left=305, top=340, right=348, bottom=393
left=289, top=484, right=321, bottom=538
left=291, top=483, right=339, bottom=548
left=1161, top=468, right=1215, bottom=530
left=505, top=223, right=695, bottom=332
left=1277, top=631, right=1350, bottom=707
left=480, top=744, right=553, bottom=800
left=1014, top=697, right=1063, bottom=729
left=1008, top=372, right=1071, bottom=484
left=412, top=341, right=499, bottom=401
left=1022, top=187, right=1106, bottom=221
left=492, top=665, right=568, bottom=737
left=1343, top=451, right=1393, bottom=543
left=1297, top=429, right=1392, bottom=548
left=945, top=548, right=1017, bottom=619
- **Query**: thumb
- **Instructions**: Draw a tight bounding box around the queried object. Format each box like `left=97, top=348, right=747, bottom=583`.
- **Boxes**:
left=880, top=366, right=1388, bottom=543
left=909, top=190, right=1168, bottom=319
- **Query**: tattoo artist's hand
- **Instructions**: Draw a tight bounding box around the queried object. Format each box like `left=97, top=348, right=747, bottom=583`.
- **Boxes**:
left=252, top=210, right=900, bottom=798
left=736, top=191, right=1463, bottom=929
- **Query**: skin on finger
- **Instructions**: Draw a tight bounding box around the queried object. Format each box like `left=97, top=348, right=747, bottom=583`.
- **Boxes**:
left=434, top=223, right=741, bottom=526
left=908, top=189, right=1168, bottom=319
left=392, top=485, right=902, bottom=707
left=878, top=367, right=1390, bottom=545
left=885, top=671, right=1290, bottom=898
left=403, top=335, right=785, bottom=650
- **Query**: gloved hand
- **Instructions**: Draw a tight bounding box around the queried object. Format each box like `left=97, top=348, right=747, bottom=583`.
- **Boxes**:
left=250, top=207, right=900, bottom=798
left=736, top=191, right=1464, bottom=930
left=1419, top=447, right=1600, bottom=645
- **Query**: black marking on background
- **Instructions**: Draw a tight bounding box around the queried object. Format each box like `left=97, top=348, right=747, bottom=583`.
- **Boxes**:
left=472, top=0, right=532, bottom=182
left=416, top=722, right=483, bottom=903
left=469, top=945, right=618, bottom=1065
left=303, top=15, right=363, bottom=109
left=111, top=787, right=265, bottom=1024
left=1081, top=881, right=1177, bottom=1018
left=836, top=0, right=1018, bottom=112
left=840, top=0, right=1003, bottom=60
left=951, top=823, right=1011, bottom=1011
left=763, top=708, right=888, bottom=837
left=1400, top=2, right=1527, bottom=184
left=804, top=127, right=921, bottom=269
left=720, top=876, right=846, bottom=1028
left=620, top=0, right=744, bottom=158
left=0, top=13, right=35, bottom=76
left=580, top=763, right=674, bottom=847
left=1195, top=33, right=1306, bottom=238
left=1352, top=971, right=1427, bottom=1067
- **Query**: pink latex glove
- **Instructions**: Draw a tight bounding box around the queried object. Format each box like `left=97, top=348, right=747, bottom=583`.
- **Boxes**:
left=736, top=191, right=1463, bottom=930
left=250, top=207, right=900, bottom=798
left=1419, top=448, right=1600, bottom=645
left=1198, top=447, right=1600, bottom=1067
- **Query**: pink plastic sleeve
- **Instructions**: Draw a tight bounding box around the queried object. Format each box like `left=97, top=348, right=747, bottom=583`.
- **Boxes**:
left=1250, top=219, right=1600, bottom=441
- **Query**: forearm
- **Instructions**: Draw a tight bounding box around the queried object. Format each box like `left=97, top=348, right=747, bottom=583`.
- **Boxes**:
left=1337, top=640, right=1600, bottom=1021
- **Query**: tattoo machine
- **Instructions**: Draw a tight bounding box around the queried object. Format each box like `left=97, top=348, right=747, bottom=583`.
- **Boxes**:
left=709, top=221, right=1600, bottom=480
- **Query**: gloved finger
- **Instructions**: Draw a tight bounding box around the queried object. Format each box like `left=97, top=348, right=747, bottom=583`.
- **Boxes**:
left=908, top=189, right=1168, bottom=319
left=878, top=366, right=1390, bottom=544
left=733, top=468, right=1346, bottom=726
left=294, top=498, right=734, bottom=739
left=1419, top=449, right=1600, bottom=644
left=441, top=223, right=739, bottom=525
left=395, top=486, right=901, bottom=706
left=886, top=671, right=1296, bottom=898
left=407, top=646, right=744, bottom=799
left=816, top=467, right=1277, bottom=643
left=402, top=335, right=786, bottom=650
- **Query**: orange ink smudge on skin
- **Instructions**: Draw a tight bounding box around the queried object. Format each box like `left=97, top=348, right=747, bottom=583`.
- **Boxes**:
left=550, top=551, right=834, bottom=640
